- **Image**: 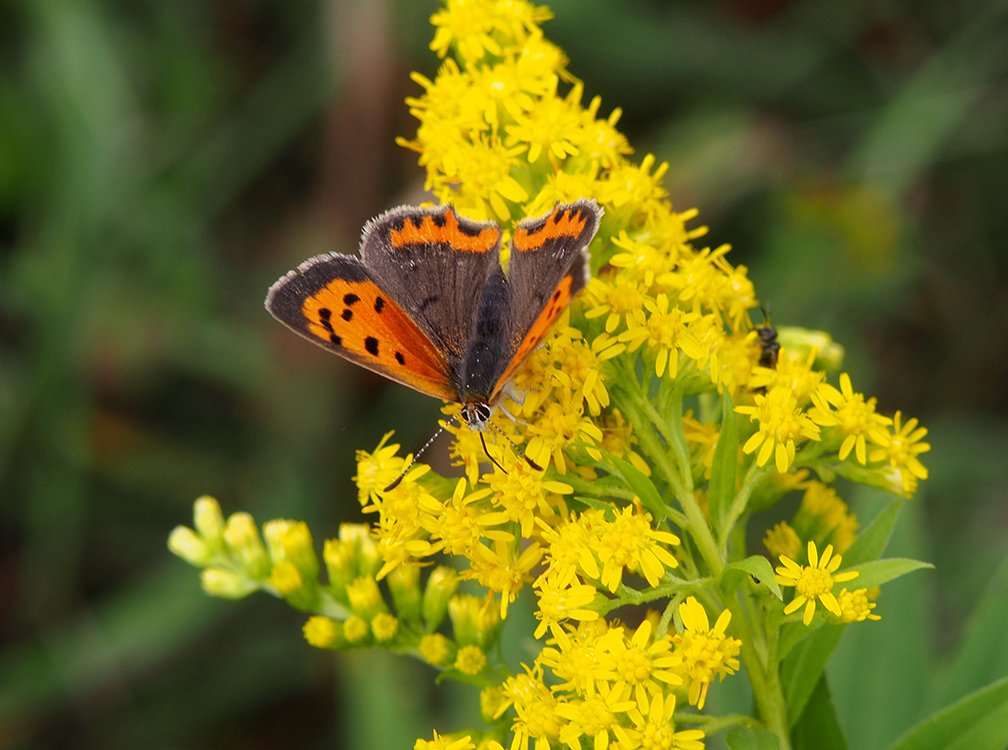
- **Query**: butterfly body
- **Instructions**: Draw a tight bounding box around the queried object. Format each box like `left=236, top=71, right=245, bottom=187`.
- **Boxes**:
left=266, top=200, right=603, bottom=425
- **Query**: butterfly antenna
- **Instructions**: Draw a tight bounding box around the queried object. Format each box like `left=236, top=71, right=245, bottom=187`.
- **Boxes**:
left=479, top=430, right=509, bottom=475
left=383, top=417, right=455, bottom=492
left=487, top=420, right=543, bottom=472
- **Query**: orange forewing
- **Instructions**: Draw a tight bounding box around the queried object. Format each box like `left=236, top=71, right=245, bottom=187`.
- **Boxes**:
left=301, top=277, right=457, bottom=401
left=489, top=273, right=576, bottom=400
left=389, top=209, right=501, bottom=253
left=511, top=205, right=591, bottom=253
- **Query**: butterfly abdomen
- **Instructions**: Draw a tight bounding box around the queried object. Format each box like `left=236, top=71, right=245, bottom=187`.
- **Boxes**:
left=459, top=271, right=511, bottom=401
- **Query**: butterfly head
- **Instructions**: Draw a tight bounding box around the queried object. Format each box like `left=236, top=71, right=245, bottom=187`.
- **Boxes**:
left=460, top=401, right=492, bottom=431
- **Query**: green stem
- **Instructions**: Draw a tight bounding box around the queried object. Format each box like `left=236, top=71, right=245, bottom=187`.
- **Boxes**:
left=620, top=393, right=723, bottom=577
left=724, top=595, right=791, bottom=748
left=718, top=462, right=768, bottom=553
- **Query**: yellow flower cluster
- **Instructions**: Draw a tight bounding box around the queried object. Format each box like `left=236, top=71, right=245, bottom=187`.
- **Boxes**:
left=499, top=608, right=718, bottom=750
left=170, top=1, right=933, bottom=746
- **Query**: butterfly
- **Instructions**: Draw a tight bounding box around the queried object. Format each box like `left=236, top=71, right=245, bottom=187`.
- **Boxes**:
left=265, top=199, right=603, bottom=480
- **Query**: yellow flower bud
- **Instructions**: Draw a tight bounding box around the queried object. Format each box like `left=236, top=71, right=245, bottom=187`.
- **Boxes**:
left=224, top=512, right=270, bottom=579
left=168, top=525, right=211, bottom=566
left=193, top=496, right=225, bottom=547
left=303, top=615, right=345, bottom=649
left=371, top=612, right=400, bottom=643
left=200, top=566, right=256, bottom=599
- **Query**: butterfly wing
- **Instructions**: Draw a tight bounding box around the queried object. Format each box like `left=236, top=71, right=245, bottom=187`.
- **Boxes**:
left=265, top=252, right=457, bottom=401
left=358, top=205, right=504, bottom=390
left=487, top=199, right=603, bottom=400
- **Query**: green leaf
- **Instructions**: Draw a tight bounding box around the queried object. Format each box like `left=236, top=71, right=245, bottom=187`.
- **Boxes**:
left=709, top=389, right=738, bottom=531
left=926, top=554, right=1008, bottom=712
left=602, top=454, right=666, bottom=520
left=847, top=558, right=933, bottom=589
left=791, top=677, right=848, bottom=750
left=727, top=725, right=781, bottom=750
left=887, top=676, right=1008, bottom=750
left=782, top=625, right=845, bottom=725
left=721, top=555, right=782, bottom=600
left=842, top=498, right=903, bottom=566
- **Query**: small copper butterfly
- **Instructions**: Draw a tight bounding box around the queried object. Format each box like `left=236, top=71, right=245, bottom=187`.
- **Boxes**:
left=265, top=199, right=603, bottom=478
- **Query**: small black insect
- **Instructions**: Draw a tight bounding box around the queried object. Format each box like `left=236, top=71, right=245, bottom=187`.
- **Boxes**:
left=757, top=325, right=779, bottom=368
left=755, top=307, right=780, bottom=368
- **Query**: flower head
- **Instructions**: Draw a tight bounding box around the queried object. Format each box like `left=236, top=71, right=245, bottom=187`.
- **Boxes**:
left=776, top=541, right=860, bottom=625
left=673, top=597, right=742, bottom=710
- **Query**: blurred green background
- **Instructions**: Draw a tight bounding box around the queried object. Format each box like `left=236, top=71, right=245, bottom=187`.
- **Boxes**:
left=2, top=1, right=1007, bottom=748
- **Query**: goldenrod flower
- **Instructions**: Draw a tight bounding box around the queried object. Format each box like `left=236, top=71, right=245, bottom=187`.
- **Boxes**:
left=598, top=152, right=669, bottom=210
left=415, top=729, right=477, bottom=750
left=868, top=410, right=930, bottom=495
left=607, top=231, right=677, bottom=289
left=621, top=293, right=699, bottom=379
left=425, top=478, right=510, bottom=557
left=467, top=539, right=543, bottom=618
left=555, top=683, right=636, bottom=749
left=809, top=372, right=891, bottom=464
left=584, top=274, right=648, bottom=334
left=838, top=587, right=882, bottom=623
left=764, top=521, right=801, bottom=561
left=605, top=619, right=684, bottom=711
left=546, top=329, right=619, bottom=417
left=500, top=665, right=562, bottom=750
left=673, top=597, right=742, bottom=710
left=537, top=620, right=617, bottom=695
left=354, top=432, right=411, bottom=503
left=748, top=347, right=825, bottom=404
left=572, top=95, right=632, bottom=168
left=618, top=687, right=705, bottom=750
left=537, top=510, right=603, bottom=586
left=775, top=541, right=860, bottom=625
left=455, top=644, right=488, bottom=676
left=524, top=401, right=603, bottom=474
left=595, top=505, right=680, bottom=591
left=505, top=78, right=582, bottom=162
left=532, top=569, right=599, bottom=639
left=736, top=386, right=821, bottom=473
left=429, top=0, right=553, bottom=64
left=484, top=460, right=571, bottom=538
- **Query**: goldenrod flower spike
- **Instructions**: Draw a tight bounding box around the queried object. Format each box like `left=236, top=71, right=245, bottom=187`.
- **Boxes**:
left=169, top=2, right=932, bottom=747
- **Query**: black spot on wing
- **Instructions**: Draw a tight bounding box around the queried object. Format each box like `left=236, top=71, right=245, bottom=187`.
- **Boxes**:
left=374, top=296, right=385, bottom=313
left=344, top=293, right=361, bottom=306
left=457, top=221, right=483, bottom=237
left=364, top=337, right=379, bottom=356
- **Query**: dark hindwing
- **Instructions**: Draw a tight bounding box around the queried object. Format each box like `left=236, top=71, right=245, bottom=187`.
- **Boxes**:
left=359, top=205, right=503, bottom=389
left=481, top=199, right=602, bottom=399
